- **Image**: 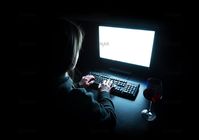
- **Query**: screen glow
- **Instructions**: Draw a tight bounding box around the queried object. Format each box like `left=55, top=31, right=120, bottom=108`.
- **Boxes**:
left=99, top=26, right=155, bottom=67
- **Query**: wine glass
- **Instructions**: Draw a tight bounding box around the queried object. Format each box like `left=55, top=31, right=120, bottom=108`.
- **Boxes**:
left=141, top=77, right=163, bottom=121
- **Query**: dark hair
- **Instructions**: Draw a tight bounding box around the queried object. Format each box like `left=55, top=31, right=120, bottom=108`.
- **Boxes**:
left=45, top=17, right=84, bottom=76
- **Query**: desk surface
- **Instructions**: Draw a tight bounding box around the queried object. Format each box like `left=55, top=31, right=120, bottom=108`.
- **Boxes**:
left=111, top=78, right=151, bottom=136
left=110, top=77, right=181, bottom=137
left=76, top=69, right=172, bottom=136
left=85, top=71, right=158, bottom=136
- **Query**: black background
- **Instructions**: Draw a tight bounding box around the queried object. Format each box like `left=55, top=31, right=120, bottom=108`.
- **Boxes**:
left=16, top=5, right=186, bottom=138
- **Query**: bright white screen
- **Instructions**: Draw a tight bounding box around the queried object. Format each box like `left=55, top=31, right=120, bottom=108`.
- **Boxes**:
left=99, top=26, right=155, bottom=67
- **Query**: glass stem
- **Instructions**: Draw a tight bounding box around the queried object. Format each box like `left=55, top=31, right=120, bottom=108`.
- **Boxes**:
left=148, top=101, right=152, bottom=112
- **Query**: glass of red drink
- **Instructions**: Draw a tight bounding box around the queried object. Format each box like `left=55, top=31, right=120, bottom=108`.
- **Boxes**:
left=141, top=77, right=163, bottom=121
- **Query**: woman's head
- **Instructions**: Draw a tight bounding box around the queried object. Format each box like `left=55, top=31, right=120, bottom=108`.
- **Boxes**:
left=48, top=17, right=84, bottom=75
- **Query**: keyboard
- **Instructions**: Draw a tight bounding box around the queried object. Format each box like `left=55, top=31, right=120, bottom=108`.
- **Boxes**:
left=89, top=72, right=140, bottom=100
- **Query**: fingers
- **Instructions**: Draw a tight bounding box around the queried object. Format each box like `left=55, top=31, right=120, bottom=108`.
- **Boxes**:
left=86, top=75, right=95, bottom=85
left=102, top=79, right=113, bottom=86
left=98, top=83, right=101, bottom=88
left=87, top=79, right=95, bottom=86
left=82, top=75, right=94, bottom=81
left=102, top=80, right=106, bottom=84
left=85, top=75, right=95, bottom=82
left=80, top=75, right=95, bottom=87
left=98, top=79, right=113, bottom=92
left=86, top=74, right=95, bottom=80
left=109, top=80, right=113, bottom=86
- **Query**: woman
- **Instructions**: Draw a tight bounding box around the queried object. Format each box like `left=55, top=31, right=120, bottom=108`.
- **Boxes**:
left=41, top=17, right=116, bottom=136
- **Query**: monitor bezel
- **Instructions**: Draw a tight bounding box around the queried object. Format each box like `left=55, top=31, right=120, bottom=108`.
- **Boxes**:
left=96, top=22, right=159, bottom=77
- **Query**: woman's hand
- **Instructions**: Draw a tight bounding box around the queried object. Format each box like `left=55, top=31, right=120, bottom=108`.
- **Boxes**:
left=78, top=75, right=95, bottom=87
left=98, top=79, right=113, bottom=92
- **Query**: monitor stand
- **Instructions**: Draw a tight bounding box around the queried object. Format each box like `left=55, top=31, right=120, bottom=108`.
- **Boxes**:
left=109, top=68, right=132, bottom=76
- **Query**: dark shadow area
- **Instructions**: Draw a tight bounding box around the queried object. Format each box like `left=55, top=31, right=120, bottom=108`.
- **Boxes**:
left=16, top=9, right=184, bottom=138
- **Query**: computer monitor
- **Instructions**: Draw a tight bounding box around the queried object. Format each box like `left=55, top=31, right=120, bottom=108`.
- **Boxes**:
left=98, top=25, right=156, bottom=76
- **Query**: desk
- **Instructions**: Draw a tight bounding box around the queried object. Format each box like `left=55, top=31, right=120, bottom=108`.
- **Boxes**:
left=89, top=78, right=151, bottom=137
left=112, top=82, right=148, bottom=134
left=110, top=78, right=182, bottom=137
left=110, top=78, right=152, bottom=136
left=81, top=70, right=166, bottom=137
